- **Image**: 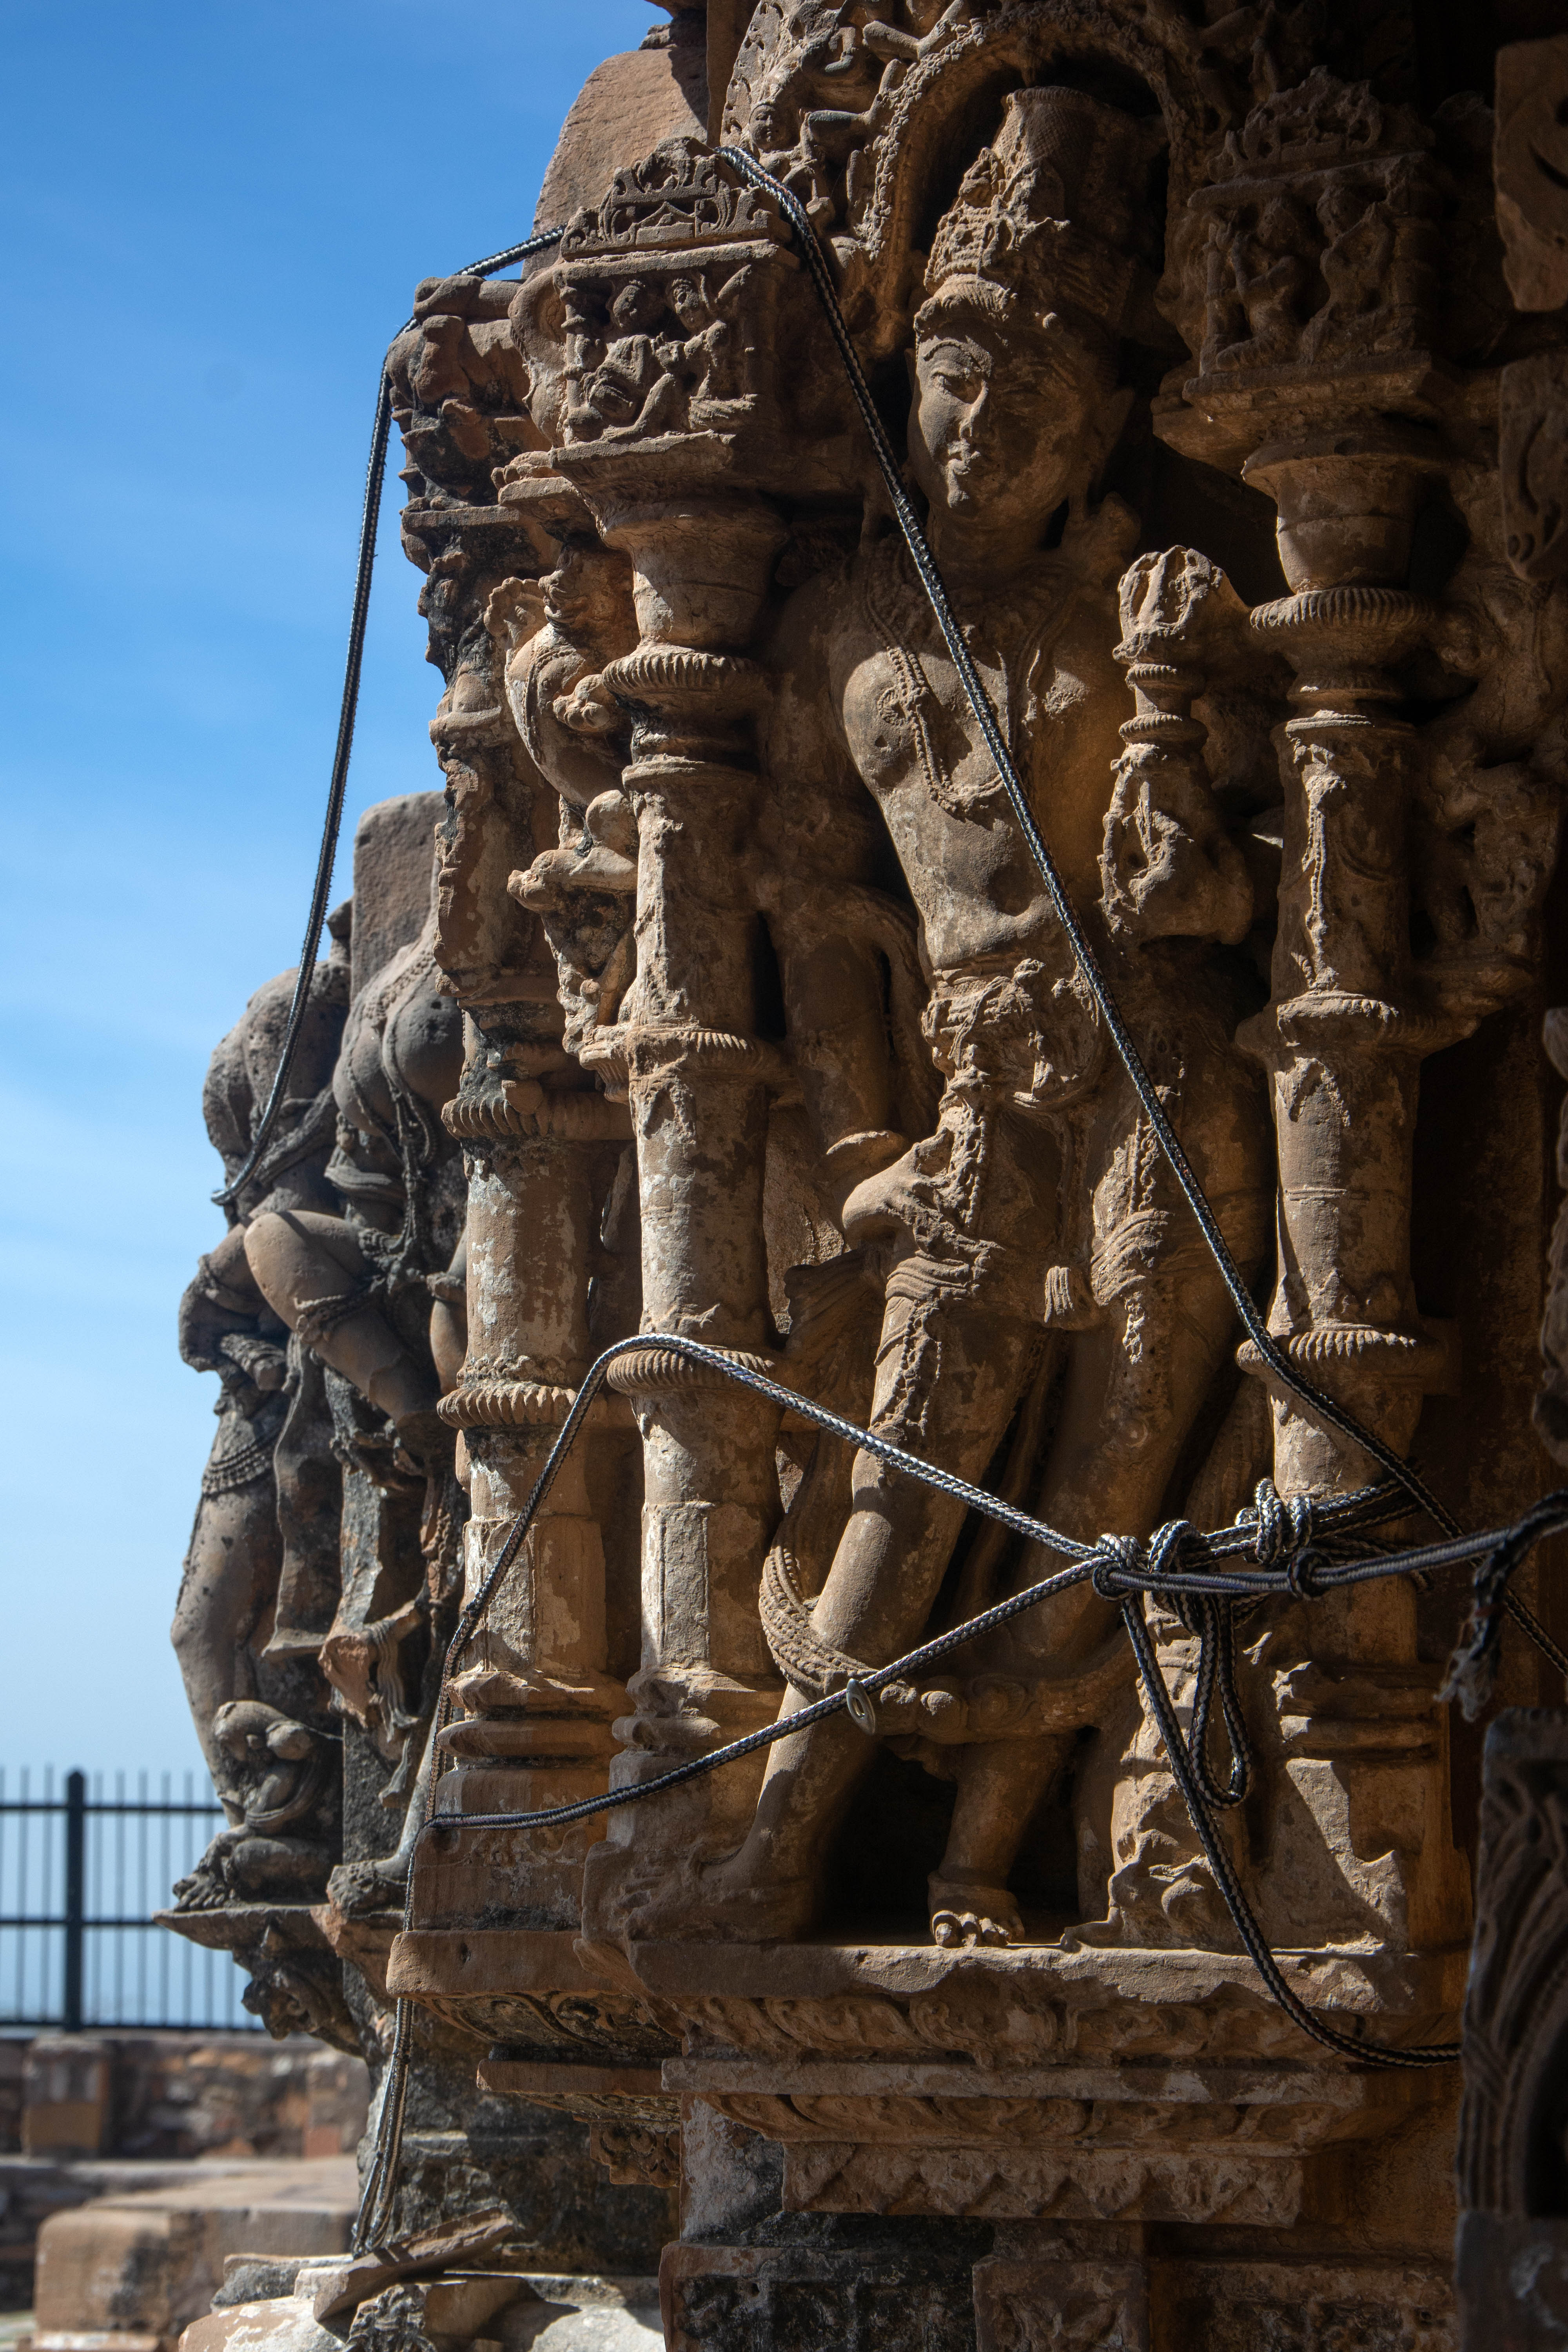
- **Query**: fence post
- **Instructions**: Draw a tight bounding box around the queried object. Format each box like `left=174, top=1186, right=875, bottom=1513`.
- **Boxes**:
left=63, top=1769, right=85, bottom=2031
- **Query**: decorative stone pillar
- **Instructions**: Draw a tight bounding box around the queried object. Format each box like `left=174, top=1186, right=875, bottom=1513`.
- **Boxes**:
left=383, top=377, right=679, bottom=2205
left=1156, top=78, right=1506, bottom=1956
left=500, top=145, right=860, bottom=1945
left=1234, top=431, right=1453, bottom=1497
left=1235, top=436, right=1476, bottom=1954
left=572, top=493, right=790, bottom=1942
left=404, top=544, right=636, bottom=1941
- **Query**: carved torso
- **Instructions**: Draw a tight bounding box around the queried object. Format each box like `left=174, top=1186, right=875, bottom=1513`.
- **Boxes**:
left=826, top=512, right=1143, bottom=1125
left=328, top=926, right=465, bottom=1253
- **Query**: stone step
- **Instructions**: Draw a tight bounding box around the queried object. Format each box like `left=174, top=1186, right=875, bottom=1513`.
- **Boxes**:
left=29, top=2161, right=359, bottom=2352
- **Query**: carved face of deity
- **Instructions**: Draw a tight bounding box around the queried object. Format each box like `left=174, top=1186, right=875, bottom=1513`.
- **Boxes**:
left=908, top=303, right=1110, bottom=555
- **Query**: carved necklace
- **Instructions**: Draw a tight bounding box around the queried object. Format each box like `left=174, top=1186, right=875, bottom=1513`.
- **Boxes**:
left=861, top=535, right=1080, bottom=819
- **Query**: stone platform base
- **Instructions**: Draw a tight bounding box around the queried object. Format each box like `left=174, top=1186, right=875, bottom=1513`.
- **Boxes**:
left=661, top=2238, right=1455, bottom=2351
left=379, top=1931, right=1470, bottom=2346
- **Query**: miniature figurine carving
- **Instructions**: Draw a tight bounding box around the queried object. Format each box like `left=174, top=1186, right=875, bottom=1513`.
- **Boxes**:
left=173, top=925, right=350, bottom=1802
left=163, top=13, right=1568, bottom=2347
left=634, top=85, right=1271, bottom=1951
left=172, top=1702, right=334, bottom=1908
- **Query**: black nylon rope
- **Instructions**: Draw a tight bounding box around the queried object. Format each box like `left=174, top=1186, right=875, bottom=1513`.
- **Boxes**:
left=401, top=1336, right=1568, bottom=1851
left=339, top=164, right=1568, bottom=2236
left=715, top=143, right=1568, bottom=1688
left=352, top=1318, right=1568, bottom=2244
left=214, top=226, right=566, bottom=1212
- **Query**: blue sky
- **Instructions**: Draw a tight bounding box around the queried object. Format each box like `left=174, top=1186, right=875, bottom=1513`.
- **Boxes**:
left=0, top=0, right=654, bottom=1782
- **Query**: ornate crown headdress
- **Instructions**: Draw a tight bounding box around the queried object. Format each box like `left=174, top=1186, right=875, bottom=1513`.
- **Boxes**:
left=921, top=86, right=1153, bottom=342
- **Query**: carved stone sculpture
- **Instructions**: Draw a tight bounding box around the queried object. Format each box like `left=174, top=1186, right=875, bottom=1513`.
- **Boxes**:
left=173, top=924, right=349, bottom=1802
left=166, top=8, right=1568, bottom=2348
left=166, top=789, right=675, bottom=2255
left=172, top=1703, right=335, bottom=1909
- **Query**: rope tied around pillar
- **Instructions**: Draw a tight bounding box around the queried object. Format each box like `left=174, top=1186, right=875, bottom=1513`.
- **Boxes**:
left=349, top=1321, right=1568, bottom=2248
left=245, top=169, right=1568, bottom=2249
left=1240, top=1479, right=1316, bottom=1566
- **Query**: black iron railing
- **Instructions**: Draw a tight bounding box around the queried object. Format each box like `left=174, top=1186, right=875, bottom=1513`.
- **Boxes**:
left=0, top=1768, right=262, bottom=2032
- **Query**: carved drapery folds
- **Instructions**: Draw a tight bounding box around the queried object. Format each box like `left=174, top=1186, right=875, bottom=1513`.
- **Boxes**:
left=390, top=0, right=1566, bottom=2256
left=168, top=6, right=1568, bottom=2343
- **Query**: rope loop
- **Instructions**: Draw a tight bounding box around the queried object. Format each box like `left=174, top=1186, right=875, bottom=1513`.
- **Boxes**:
left=1144, top=1519, right=1217, bottom=1631
left=1090, top=1532, right=1146, bottom=1598
left=1241, top=1478, right=1315, bottom=1567
left=1285, top=1544, right=1327, bottom=1602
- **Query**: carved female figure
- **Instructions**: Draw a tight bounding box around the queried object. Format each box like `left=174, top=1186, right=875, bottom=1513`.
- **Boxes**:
left=173, top=924, right=349, bottom=1804
left=664, top=86, right=1270, bottom=1947
left=244, top=877, right=469, bottom=1797
left=244, top=891, right=468, bottom=1466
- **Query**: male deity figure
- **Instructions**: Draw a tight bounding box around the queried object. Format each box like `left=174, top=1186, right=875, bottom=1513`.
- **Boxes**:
left=243, top=882, right=467, bottom=1470
left=653, top=85, right=1271, bottom=1947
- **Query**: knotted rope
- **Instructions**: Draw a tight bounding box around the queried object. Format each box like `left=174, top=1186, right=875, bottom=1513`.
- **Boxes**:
left=232, top=171, right=1568, bottom=2249
left=351, top=1318, right=1568, bottom=2245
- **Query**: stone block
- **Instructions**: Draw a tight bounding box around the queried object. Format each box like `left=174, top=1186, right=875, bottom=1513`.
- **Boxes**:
left=973, top=2258, right=1148, bottom=2352
left=30, top=2161, right=358, bottom=2352
left=662, top=2242, right=978, bottom=2352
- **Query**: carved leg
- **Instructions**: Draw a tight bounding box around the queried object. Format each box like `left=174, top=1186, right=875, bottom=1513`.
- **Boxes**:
left=265, top=1343, right=343, bottom=1661
left=172, top=1434, right=284, bottom=1811
left=936, top=1269, right=1243, bottom=1947
left=686, top=1278, right=1039, bottom=1938
left=245, top=1210, right=440, bottom=1432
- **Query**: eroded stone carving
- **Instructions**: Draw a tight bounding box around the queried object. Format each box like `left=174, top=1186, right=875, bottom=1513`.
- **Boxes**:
left=173, top=929, right=350, bottom=1804
left=172, top=1703, right=335, bottom=1908
left=168, top=791, right=673, bottom=2273
left=167, top=6, right=1568, bottom=2347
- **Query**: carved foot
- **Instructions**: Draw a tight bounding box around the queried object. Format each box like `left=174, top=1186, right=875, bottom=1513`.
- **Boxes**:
left=694, top=1854, right=820, bottom=1943
left=581, top=1836, right=820, bottom=1947
left=1059, top=1871, right=1241, bottom=1955
left=929, top=1874, right=1022, bottom=1948
left=326, top=1859, right=405, bottom=1918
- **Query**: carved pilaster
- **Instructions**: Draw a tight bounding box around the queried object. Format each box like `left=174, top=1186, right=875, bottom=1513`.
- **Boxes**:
left=1156, top=76, right=1485, bottom=1959
left=498, top=144, right=862, bottom=1944
left=568, top=544, right=791, bottom=1940
left=396, top=495, right=637, bottom=1944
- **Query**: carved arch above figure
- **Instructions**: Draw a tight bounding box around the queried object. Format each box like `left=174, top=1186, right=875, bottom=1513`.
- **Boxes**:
left=718, top=0, right=1256, bottom=362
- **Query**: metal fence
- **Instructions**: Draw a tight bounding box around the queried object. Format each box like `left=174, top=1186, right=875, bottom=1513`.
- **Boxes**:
left=0, top=1769, right=263, bottom=2032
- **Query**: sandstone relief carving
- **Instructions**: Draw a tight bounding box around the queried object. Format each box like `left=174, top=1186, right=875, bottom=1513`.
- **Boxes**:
left=166, top=8, right=1568, bottom=2350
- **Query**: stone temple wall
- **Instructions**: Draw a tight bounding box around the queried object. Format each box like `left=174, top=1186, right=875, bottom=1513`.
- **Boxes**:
left=163, top=6, right=1568, bottom=2347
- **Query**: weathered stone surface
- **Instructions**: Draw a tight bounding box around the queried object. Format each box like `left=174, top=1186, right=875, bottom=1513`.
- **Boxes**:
left=1496, top=37, right=1568, bottom=313
left=21, top=2036, right=366, bottom=2166
left=30, top=2161, right=358, bottom=2352
left=167, top=6, right=1568, bottom=2347
left=535, top=28, right=708, bottom=236
left=178, top=2270, right=664, bottom=2352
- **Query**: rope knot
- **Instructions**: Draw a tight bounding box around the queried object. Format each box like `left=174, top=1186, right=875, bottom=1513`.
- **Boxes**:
left=1139, top=1519, right=1217, bottom=1635
left=1090, top=1532, right=1146, bottom=1598
left=1285, top=1545, right=1326, bottom=1601
left=1242, top=1478, right=1314, bottom=1568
